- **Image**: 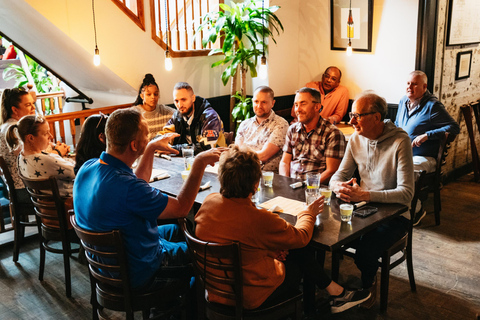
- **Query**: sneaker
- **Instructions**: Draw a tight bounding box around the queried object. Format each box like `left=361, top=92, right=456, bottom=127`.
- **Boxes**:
left=330, top=289, right=371, bottom=313
left=413, top=208, right=427, bottom=226
left=360, top=277, right=377, bottom=309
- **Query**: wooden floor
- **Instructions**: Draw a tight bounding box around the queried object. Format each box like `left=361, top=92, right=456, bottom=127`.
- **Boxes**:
left=0, top=173, right=479, bottom=319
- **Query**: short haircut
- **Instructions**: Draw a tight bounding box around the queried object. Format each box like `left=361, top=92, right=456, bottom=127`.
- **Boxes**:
left=1, top=88, right=30, bottom=124
left=254, top=86, right=275, bottom=100
left=296, top=87, right=321, bottom=104
left=325, top=66, right=342, bottom=80
left=105, top=108, right=142, bottom=154
left=409, top=70, right=428, bottom=85
left=218, top=145, right=262, bottom=199
left=173, top=82, right=194, bottom=95
left=356, top=91, right=388, bottom=120
left=5, top=114, right=45, bottom=151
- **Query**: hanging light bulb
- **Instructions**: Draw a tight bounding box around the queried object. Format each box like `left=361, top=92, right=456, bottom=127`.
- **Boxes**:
left=346, top=41, right=353, bottom=56
left=93, top=46, right=100, bottom=66
left=165, top=50, right=172, bottom=71
left=92, top=0, right=100, bottom=66
left=259, top=56, right=268, bottom=79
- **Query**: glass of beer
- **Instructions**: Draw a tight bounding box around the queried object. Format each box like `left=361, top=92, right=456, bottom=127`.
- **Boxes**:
left=320, top=187, right=332, bottom=205
left=339, top=203, right=354, bottom=222
left=262, top=171, right=274, bottom=187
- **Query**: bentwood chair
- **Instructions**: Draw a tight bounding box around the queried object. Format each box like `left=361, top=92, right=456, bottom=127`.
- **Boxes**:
left=424, top=132, right=454, bottom=225
left=332, top=170, right=427, bottom=312
left=71, top=216, right=191, bottom=320
left=21, top=175, right=80, bottom=298
left=0, top=156, right=37, bottom=262
left=182, top=218, right=303, bottom=320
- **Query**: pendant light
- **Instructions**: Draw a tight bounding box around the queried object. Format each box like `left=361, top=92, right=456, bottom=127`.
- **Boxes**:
left=258, top=0, right=268, bottom=79
left=164, top=0, right=173, bottom=71
left=92, top=0, right=100, bottom=66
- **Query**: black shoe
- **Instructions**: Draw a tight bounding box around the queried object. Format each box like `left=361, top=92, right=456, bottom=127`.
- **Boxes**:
left=330, top=289, right=371, bottom=313
left=413, top=208, right=427, bottom=226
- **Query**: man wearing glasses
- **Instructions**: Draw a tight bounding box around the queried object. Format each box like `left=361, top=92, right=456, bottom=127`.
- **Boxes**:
left=290, top=66, right=349, bottom=125
left=280, top=87, right=345, bottom=183
left=330, top=92, right=414, bottom=308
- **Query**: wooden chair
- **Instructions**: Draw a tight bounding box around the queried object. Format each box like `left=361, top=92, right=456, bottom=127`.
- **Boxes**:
left=332, top=170, right=427, bottom=312
left=461, top=103, right=480, bottom=182
left=21, top=176, right=80, bottom=298
left=0, top=156, right=37, bottom=262
left=71, top=216, right=191, bottom=320
left=182, top=218, right=303, bottom=320
left=424, top=132, right=454, bottom=225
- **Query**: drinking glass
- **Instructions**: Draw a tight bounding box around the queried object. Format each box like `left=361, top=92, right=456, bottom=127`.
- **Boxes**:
left=252, top=185, right=261, bottom=204
left=182, top=146, right=194, bottom=171
left=305, top=188, right=320, bottom=206
left=320, top=187, right=332, bottom=205
left=306, top=172, right=320, bottom=189
left=339, top=203, right=354, bottom=222
left=262, top=171, right=274, bottom=187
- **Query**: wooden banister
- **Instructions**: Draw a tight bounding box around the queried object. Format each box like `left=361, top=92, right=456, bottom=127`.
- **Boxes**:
left=45, top=103, right=132, bottom=148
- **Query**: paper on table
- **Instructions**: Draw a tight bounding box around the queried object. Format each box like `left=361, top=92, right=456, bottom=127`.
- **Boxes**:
left=149, top=169, right=170, bottom=182
left=204, top=162, right=220, bottom=174
left=259, top=196, right=305, bottom=216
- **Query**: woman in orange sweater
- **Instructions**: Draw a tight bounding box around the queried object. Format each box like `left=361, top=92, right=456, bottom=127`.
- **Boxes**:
left=195, top=145, right=370, bottom=314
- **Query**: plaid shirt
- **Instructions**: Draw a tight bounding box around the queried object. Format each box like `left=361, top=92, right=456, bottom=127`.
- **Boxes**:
left=283, top=118, right=345, bottom=179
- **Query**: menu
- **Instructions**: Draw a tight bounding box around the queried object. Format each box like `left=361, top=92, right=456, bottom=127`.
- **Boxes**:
left=259, top=196, right=306, bottom=216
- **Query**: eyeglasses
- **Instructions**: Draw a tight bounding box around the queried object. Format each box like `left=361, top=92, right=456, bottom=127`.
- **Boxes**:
left=96, top=112, right=108, bottom=129
left=349, top=112, right=376, bottom=120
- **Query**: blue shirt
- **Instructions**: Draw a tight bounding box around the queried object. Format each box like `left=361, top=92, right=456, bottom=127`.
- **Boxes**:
left=395, top=91, right=459, bottom=158
left=73, top=152, right=169, bottom=289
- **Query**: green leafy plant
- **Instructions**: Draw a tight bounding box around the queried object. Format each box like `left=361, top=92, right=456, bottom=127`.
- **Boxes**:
left=232, top=91, right=253, bottom=122
left=2, top=55, right=55, bottom=93
left=198, top=0, right=283, bottom=127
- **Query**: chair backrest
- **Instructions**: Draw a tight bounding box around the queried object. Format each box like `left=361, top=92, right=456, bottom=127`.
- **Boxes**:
left=182, top=219, right=244, bottom=316
left=0, top=156, right=17, bottom=205
left=433, top=132, right=450, bottom=178
left=410, top=170, right=427, bottom=225
left=21, top=176, right=69, bottom=233
left=70, top=216, right=131, bottom=294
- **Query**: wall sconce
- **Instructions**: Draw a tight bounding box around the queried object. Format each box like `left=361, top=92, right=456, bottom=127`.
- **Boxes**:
left=92, top=0, right=100, bottom=66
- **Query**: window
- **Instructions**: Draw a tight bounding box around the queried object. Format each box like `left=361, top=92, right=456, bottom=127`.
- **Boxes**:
left=150, top=0, right=222, bottom=57
left=112, top=0, right=145, bottom=31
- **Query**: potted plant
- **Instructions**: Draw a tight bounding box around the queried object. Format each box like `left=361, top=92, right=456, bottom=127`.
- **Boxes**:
left=198, top=0, right=283, bottom=131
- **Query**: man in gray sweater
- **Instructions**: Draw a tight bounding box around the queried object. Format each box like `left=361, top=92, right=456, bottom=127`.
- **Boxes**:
left=330, top=92, right=414, bottom=308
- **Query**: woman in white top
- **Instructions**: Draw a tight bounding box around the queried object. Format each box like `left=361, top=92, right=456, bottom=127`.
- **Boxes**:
left=132, top=73, right=175, bottom=139
left=6, top=114, right=74, bottom=197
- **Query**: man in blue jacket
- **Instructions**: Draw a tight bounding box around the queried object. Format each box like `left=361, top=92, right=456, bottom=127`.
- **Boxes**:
left=395, top=70, right=459, bottom=224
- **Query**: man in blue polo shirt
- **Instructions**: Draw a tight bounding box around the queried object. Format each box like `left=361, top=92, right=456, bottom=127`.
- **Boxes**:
left=73, top=108, right=223, bottom=291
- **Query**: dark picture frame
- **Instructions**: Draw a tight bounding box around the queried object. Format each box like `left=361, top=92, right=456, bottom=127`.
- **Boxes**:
left=330, top=0, right=373, bottom=52
left=446, top=0, right=480, bottom=46
left=455, top=51, right=472, bottom=80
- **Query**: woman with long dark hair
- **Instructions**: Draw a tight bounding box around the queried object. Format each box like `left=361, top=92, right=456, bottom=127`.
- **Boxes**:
left=133, top=73, right=174, bottom=139
left=74, top=113, right=107, bottom=174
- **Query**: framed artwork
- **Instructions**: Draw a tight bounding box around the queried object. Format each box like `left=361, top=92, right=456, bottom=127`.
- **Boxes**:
left=455, top=51, right=472, bottom=80
left=330, top=0, right=373, bottom=52
left=447, top=0, right=480, bottom=46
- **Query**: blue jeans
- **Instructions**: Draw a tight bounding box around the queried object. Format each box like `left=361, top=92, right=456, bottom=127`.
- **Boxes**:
left=141, top=224, right=192, bottom=292
left=353, top=217, right=409, bottom=288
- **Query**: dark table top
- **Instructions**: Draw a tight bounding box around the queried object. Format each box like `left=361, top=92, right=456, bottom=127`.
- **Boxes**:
left=151, top=156, right=408, bottom=252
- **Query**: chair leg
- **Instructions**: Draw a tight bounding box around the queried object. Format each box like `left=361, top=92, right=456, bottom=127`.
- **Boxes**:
left=406, top=246, right=416, bottom=292
left=434, top=186, right=441, bottom=225
left=380, top=254, right=391, bottom=313
left=13, top=219, right=24, bottom=262
left=63, top=246, right=72, bottom=298
left=39, top=242, right=45, bottom=281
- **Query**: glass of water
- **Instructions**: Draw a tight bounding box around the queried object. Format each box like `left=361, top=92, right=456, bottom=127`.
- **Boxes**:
left=306, top=172, right=320, bottom=189
left=305, top=188, right=320, bottom=206
left=182, top=145, right=194, bottom=171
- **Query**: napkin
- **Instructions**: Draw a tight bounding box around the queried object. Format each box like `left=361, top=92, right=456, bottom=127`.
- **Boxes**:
left=150, top=169, right=170, bottom=182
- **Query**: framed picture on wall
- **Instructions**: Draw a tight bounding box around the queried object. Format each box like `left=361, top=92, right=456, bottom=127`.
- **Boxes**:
left=330, top=0, right=373, bottom=52
left=455, top=51, right=472, bottom=80
left=447, top=0, right=480, bottom=46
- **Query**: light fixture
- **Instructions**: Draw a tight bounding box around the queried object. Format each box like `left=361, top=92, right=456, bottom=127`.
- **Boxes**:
left=92, top=0, right=100, bottom=66
left=259, top=0, right=267, bottom=79
left=346, top=0, right=354, bottom=56
left=164, top=0, right=172, bottom=71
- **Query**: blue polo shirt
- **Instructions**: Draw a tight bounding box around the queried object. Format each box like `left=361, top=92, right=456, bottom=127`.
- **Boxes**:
left=73, top=152, right=169, bottom=289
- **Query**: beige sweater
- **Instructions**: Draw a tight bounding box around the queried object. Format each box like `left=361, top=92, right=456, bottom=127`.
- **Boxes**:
left=195, top=193, right=315, bottom=309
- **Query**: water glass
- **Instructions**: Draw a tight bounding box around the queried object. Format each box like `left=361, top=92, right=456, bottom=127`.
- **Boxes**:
left=339, top=203, right=354, bottom=222
left=182, top=146, right=194, bottom=171
left=252, top=186, right=261, bottom=204
left=262, top=171, right=274, bottom=187
left=305, top=188, right=320, bottom=206
left=320, top=187, right=332, bottom=205
left=306, top=172, right=320, bottom=189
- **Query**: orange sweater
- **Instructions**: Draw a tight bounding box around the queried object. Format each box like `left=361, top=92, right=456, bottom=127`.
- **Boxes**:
left=195, top=193, right=315, bottom=309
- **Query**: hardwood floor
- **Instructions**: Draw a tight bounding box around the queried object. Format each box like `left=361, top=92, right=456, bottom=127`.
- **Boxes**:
left=0, top=173, right=479, bottom=319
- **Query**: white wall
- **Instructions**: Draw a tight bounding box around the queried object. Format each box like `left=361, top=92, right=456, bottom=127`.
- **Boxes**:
left=269, top=0, right=419, bottom=103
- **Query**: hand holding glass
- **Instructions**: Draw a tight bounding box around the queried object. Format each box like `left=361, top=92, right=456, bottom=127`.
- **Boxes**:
left=305, top=188, right=320, bottom=206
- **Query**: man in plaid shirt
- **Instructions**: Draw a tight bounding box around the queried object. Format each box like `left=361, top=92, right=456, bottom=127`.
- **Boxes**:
left=280, top=87, right=346, bottom=183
